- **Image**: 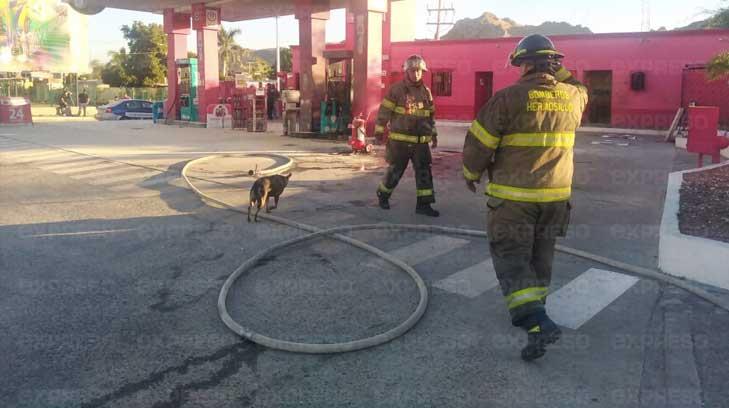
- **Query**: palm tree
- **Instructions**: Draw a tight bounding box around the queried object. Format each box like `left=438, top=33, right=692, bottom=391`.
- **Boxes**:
left=219, top=27, right=242, bottom=79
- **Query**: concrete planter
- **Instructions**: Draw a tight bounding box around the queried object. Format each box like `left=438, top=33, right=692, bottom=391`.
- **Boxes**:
left=659, top=162, right=729, bottom=290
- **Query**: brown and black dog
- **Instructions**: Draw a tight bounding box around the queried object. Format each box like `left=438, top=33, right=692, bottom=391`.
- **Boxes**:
left=247, top=173, right=291, bottom=222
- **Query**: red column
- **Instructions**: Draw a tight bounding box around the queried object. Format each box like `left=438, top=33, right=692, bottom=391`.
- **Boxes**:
left=163, top=9, right=190, bottom=120
left=382, top=1, right=393, bottom=92
left=350, top=0, right=387, bottom=130
left=193, top=3, right=221, bottom=124
left=296, top=2, right=329, bottom=132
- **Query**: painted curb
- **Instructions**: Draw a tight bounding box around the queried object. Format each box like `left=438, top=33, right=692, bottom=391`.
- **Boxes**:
left=675, top=136, right=729, bottom=159
left=659, top=161, right=729, bottom=291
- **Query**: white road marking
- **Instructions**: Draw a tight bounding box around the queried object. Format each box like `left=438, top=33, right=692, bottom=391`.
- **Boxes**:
left=53, top=161, right=121, bottom=175
left=106, top=175, right=178, bottom=191
left=86, top=171, right=161, bottom=186
left=433, top=259, right=500, bottom=298
left=11, top=151, right=69, bottom=162
left=366, top=235, right=470, bottom=269
left=38, top=157, right=100, bottom=170
left=23, top=228, right=137, bottom=238
left=547, top=268, right=639, bottom=330
left=71, top=165, right=144, bottom=180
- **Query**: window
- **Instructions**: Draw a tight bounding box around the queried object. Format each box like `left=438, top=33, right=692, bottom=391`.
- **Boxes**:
left=126, top=101, right=141, bottom=110
left=432, top=71, right=452, bottom=97
left=142, top=102, right=153, bottom=109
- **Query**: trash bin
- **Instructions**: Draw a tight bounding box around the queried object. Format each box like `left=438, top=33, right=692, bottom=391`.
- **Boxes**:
left=152, top=101, right=164, bottom=123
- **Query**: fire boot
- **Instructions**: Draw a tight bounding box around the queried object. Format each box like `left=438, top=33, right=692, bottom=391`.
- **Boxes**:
left=520, top=311, right=562, bottom=361
left=415, top=203, right=440, bottom=217
left=377, top=191, right=391, bottom=210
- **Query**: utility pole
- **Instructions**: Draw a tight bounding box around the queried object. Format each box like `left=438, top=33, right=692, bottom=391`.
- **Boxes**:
left=276, top=14, right=281, bottom=91
left=641, top=0, right=651, bottom=32
left=426, top=0, right=455, bottom=40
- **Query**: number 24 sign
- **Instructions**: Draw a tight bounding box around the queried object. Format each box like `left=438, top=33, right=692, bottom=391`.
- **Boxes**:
left=9, top=108, right=24, bottom=121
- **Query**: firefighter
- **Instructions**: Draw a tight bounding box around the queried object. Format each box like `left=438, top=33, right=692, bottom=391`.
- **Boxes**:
left=462, top=34, right=588, bottom=361
left=375, top=55, right=440, bottom=217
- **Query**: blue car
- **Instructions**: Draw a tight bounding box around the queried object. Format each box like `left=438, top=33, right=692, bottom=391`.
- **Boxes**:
left=96, top=99, right=153, bottom=120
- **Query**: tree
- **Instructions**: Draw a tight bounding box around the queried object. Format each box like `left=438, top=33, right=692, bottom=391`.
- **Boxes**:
left=245, top=58, right=273, bottom=81
left=218, top=27, right=243, bottom=79
left=80, top=59, right=104, bottom=80
left=705, top=5, right=729, bottom=28
left=120, top=22, right=168, bottom=87
left=705, top=3, right=729, bottom=80
left=707, top=52, right=729, bottom=80
left=280, top=47, right=293, bottom=72
left=101, top=48, right=131, bottom=87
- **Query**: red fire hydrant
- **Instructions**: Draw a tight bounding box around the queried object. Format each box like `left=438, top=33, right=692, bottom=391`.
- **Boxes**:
left=348, top=113, right=374, bottom=154
left=687, top=106, right=729, bottom=167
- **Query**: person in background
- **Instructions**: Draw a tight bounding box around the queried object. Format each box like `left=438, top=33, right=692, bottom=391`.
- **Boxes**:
left=267, top=83, right=279, bottom=120
left=78, top=88, right=89, bottom=117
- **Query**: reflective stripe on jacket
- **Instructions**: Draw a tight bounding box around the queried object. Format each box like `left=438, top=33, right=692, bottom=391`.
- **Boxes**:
left=375, top=79, right=437, bottom=140
left=462, top=68, right=588, bottom=203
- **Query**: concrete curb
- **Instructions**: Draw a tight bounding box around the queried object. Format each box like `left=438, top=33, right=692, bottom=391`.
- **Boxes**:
left=659, top=161, right=729, bottom=291
left=675, top=136, right=729, bottom=159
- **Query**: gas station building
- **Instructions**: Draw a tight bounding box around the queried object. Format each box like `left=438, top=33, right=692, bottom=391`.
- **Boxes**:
left=68, top=1, right=729, bottom=130
left=69, top=0, right=412, bottom=131
left=293, top=28, right=729, bottom=129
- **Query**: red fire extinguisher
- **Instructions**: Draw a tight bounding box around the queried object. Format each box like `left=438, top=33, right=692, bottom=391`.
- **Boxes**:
left=348, top=113, right=374, bottom=154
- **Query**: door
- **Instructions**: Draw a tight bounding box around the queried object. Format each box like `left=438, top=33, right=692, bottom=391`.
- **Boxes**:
left=124, top=100, right=142, bottom=119
left=474, top=72, right=493, bottom=117
left=584, top=71, right=612, bottom=125
left=140, top=101, right=154, bottom=119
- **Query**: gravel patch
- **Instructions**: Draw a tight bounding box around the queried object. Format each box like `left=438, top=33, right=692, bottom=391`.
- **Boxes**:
left=679, top=164, right=729, bottom=243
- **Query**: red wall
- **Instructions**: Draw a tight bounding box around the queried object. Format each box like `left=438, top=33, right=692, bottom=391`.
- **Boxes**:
left=682, top=67, right=729, bottom=128
left=293, top=29, right=729, bottom=129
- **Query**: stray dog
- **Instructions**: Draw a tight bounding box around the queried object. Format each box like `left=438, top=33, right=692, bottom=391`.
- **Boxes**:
left=247, top=173, right=291, bottom=222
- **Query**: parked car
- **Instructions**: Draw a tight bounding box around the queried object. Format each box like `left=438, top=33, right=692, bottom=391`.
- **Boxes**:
left=95, top=99, right=153, bottom=120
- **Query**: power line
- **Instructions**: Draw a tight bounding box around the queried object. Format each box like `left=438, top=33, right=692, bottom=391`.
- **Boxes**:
left=426, top=0, right=455, bottom=40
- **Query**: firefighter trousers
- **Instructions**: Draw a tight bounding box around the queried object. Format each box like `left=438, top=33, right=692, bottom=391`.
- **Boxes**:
left=485, top=197, right=572, bottom=326
left=378, top=140, right=435, bottom=205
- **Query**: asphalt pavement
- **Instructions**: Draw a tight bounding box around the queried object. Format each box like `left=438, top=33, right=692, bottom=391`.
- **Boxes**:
left=1, top=121, right=728, bottom=407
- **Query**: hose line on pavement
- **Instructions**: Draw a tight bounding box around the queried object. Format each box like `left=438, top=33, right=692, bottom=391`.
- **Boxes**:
left=182, top=156, right=729, bottom=354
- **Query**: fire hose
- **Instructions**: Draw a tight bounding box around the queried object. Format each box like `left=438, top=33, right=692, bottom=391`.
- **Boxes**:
left=182, top=155, right=729, bottom=354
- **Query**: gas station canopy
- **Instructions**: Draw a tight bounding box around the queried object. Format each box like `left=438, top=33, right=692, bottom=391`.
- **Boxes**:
left=64, top=0, right=393, bottom=20
left=68, top=0, right=407, bottom=131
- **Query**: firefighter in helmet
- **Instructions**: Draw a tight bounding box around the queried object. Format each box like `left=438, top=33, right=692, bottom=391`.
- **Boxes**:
left=375, top=55, right=440, bottom=217
left=462, top=34, right=588, bottom=361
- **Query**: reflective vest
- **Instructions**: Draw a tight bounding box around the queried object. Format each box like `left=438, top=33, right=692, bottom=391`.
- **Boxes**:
left=375, top=79, right=437, bottom=142
left=462, top=68, right=588, bottom=203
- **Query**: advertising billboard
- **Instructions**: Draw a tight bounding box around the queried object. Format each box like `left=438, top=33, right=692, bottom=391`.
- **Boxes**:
left=0, top=0, right=89, bottom=73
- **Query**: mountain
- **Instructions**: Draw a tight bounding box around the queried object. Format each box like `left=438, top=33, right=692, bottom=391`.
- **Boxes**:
left=441, top=12, right=592, bottom=40
left=252, top=49, right=277, bottom=66
left=678, top=19, right=711, bottom=30
left=677, top=8, right=728, bottom=30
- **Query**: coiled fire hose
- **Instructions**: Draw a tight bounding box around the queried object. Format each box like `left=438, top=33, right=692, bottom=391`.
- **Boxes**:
left=182, top=155, right=729, bottom=354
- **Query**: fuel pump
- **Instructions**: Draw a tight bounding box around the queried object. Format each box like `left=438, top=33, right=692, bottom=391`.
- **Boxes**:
left=176, top=58, right=199, bottom=121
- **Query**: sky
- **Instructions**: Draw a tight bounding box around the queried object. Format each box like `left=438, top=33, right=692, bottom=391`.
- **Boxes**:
left=87, top=0, right=726, bottom=62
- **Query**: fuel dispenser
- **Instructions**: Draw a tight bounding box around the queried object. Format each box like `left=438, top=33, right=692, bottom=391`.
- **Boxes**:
left=320, top=56, right=352, bottom=135
left=176, top=58, right=199, bottom=121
